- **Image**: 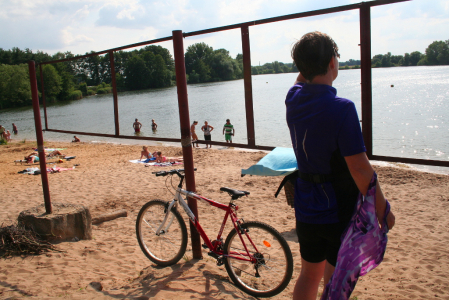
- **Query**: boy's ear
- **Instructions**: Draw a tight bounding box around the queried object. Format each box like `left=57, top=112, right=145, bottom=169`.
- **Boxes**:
left=328, top=56, right=336, bottom=70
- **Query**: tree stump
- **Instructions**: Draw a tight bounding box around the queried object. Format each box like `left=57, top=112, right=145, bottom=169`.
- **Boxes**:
left=18, top=203, right=92, bottom=241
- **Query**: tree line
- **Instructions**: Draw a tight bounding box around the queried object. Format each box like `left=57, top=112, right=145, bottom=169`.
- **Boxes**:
left=1, top=39, right=448, bottom=110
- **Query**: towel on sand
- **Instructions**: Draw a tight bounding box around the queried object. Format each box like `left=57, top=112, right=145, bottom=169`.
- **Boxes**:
left=241, top=147, right=297, bottom=177
left=145, top=162, right=183, bottom=167
left=129, top=158, right=156, bottom=164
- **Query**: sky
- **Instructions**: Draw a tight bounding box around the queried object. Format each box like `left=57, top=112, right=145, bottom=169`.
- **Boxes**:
left=1, top=0, right=448, bottom=64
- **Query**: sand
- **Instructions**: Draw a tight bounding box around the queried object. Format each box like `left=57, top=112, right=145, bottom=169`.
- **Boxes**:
left=0, top=140, right=448, bottom=299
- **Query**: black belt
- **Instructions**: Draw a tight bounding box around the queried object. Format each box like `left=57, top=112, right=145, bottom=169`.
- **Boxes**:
left=297, top=171, right=334, bottom=184
left=274, top=171, right=336, bottom=198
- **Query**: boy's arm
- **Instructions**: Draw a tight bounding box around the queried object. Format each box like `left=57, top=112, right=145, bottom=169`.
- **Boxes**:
left=295, top=73, right=307, bottom=84
left=344, top=152, right=395, bottom=230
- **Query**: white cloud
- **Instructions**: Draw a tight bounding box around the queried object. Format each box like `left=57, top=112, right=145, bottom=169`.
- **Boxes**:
left=0, top=0, right=448, bottom=64
left=61, top=28, right=95, bottom=48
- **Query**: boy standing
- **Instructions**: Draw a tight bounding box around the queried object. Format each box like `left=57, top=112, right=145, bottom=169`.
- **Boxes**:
left=190, top=121, right=199, bottom=148
left=222, top=119, right=234, bottom=143
left=286, top=31, right=395, bottom=300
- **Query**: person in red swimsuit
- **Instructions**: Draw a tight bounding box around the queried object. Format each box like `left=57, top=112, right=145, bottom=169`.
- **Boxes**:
left=133, top=118, right=142, bottom=133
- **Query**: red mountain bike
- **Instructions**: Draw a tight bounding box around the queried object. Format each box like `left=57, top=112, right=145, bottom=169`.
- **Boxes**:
left=136, top=168, right=293, bottom=297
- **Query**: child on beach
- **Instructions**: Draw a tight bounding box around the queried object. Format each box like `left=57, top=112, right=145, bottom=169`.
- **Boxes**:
left=286, top=31, right=395, bottom=300
left=140, top=146, right=153, bottom=161
left=155, top=151, right=183, bottom=163
left=190, top=121, right=199, bottom=148
left=5, top=130, right=11, bottom=142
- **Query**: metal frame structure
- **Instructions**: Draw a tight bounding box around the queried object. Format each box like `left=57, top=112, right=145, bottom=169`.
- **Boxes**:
left=29, top=0, right=448, bottom=258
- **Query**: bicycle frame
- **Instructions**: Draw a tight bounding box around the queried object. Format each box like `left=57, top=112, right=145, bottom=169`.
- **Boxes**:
left=157, top=182, right=259, bottom=263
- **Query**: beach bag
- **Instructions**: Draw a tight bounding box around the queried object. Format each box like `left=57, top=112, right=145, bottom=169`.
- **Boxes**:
left=321, top=172, right=390, bottom=300
left=274, top=171, right=297, bottom=208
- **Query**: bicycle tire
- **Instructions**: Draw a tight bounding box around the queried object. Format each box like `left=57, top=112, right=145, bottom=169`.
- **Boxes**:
left=136, top=199, right=188, bottom=267
left=223, top=221, right=294, bottom=298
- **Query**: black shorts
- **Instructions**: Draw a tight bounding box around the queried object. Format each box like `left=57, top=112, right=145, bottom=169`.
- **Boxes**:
left=296, top=220, right=348, bottom=266
left=204, top=135, right=211, bottom=141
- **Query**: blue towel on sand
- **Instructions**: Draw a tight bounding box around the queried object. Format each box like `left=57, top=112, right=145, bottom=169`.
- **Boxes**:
left=241, top=147, right=297, bottom=176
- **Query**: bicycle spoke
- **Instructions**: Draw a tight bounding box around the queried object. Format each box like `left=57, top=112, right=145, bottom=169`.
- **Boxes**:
left=136, top=200, right=188, bottom=267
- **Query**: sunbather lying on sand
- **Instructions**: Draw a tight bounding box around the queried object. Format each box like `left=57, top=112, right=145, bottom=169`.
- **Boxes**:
left=155, top=151, right=183, bottom=163
left=140, top=146, right=153, bottom=161
left=24, top=150, right=66, bottom=163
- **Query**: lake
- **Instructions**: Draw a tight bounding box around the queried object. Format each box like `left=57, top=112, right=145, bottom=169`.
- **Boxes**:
left=1, top=66, right=448, bottom=173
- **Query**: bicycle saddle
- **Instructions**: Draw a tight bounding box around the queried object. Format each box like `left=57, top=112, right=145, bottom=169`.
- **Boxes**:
left=220, top=187, right=250, bottom=200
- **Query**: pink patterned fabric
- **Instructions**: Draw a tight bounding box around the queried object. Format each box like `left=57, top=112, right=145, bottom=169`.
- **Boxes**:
left=321, top=172, right=390, bottom=299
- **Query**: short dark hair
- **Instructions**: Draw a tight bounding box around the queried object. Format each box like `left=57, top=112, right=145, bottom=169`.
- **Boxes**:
left=291, top=31, right=339, bottom=81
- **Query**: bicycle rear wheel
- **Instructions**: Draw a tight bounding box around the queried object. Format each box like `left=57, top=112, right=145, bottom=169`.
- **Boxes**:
left=223, top=221, right=293, bottom=298
left=136, top=200, right=188, bottom=267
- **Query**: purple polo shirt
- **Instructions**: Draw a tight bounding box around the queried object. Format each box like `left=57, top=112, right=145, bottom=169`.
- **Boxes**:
left=286, top=82, right=366, bottom=224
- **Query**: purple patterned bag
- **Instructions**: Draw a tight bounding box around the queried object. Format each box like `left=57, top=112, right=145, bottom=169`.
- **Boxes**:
left=321, top=172, right=390, bottom=300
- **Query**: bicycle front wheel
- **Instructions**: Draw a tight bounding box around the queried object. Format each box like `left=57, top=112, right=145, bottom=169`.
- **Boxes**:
left=136, top=200, right=188, bottom=267
left=223, top=221, right=293, bottom=298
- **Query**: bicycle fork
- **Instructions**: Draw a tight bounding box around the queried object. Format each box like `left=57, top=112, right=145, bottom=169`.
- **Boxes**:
left=155, top=199, right=177, bottom=236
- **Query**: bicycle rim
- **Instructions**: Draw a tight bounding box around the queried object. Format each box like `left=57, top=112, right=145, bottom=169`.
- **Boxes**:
left=136, top=200, right=187, bottom=266
left=223, top=221, right=293, bottom=297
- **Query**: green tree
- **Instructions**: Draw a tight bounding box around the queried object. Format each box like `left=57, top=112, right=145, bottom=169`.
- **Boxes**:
left=402, top=53, right=411, bottom=66
left=425, top=40, right=449, bottom=65
left=209, top=49, right=235, bottom=81
left=185, top=43, right=213, bottom=83
left=38, top=64, right=62, bottom=102
left=409, top=51, right=422, bottom=66
left=124, top=55, right=150, bottom=90
left=0, top=64, right=32, bottom=109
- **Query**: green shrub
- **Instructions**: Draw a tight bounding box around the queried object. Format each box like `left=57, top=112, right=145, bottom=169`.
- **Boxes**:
left=87, top=89, right=96, bottom=96
left=79, top=83, right=88, bottom=96
left=96, top=87, right=112, bottom=94
left=68, top=90, right=83, bottom=100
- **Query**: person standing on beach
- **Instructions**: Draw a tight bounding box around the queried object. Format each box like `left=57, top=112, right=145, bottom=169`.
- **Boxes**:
left=222, top=119, right=234, bottom=143
left=0, top=125, right=5, bottom=140
left=286, top=31, right=395, bottom=300
left=201, top=121, right=214, bottom=148
left=12, top=123, right=18, bottom=135
left=133, top=118, right=142, bottom=133
left=190, top=121, right=199, bottom=148
left=151, top=119, right=158, bottom=131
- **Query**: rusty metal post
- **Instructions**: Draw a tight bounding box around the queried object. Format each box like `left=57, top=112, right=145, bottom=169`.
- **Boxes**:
left=360, top=3, right=373, bottom=158
left=109, top=51, right=120, bottom=136
left=241, top=26, right=256, bottom=147
left=172, top=30, right=202, bottom=259
left=39, top=64, right=48, bottom=130
left=28, top=61, right=52, bottom=214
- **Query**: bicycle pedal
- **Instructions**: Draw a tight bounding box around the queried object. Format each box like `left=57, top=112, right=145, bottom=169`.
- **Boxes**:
left=207, top=251, right=220, bottom=259
left=216, top=257, right=224, bottom=266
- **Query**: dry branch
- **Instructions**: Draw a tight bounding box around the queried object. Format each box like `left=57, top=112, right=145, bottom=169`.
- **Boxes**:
left=0, top=224, right=59, bottom=257
left=92, top=209, right=127, bottom=225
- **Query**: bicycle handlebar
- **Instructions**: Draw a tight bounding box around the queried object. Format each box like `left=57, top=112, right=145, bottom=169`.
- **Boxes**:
left=152, top=168, right=197, bottom=177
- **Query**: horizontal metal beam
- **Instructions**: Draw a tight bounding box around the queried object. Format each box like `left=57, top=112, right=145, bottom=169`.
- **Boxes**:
left=183, top=0, right=410, bottom=37
left=371, top=155, right=449, bottom=168
left=39, top=36, right=173, bottom=65
left=43, top=129, right=275, bottom=151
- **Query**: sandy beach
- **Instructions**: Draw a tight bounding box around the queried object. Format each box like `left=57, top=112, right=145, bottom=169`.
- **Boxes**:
left=0, top=140, right=448, bottom=299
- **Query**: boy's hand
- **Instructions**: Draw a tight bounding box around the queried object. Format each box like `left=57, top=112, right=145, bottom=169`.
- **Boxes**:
left=295, top=73, right=307, bottom=84
left=380, top=210, right=395, bottom=231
